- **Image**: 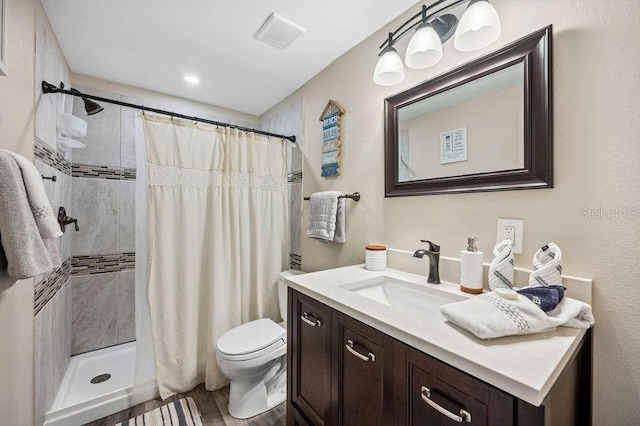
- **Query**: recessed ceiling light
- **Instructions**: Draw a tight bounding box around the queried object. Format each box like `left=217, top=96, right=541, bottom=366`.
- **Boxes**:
left=184, top=75, right=200, bottom=84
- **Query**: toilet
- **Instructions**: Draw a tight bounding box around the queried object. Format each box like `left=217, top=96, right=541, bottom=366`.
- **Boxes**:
left=215, top=269, right=304, bottom=419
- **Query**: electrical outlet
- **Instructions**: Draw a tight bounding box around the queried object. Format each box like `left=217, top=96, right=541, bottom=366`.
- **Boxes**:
left=496, top=219, right=523, bottom=254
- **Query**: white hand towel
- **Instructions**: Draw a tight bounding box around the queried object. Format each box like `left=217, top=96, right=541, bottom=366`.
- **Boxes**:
left=0, top=149, right=63, bottom=239
left=307, top=191, right=344, bottom=243
left=529, top=242, right=562, bottom=287
left=488, top=239, right=514, bottom=290
left=0, top=152, right=57, bottom=278
left=333, top=197, right=346, bottom=243
left=439, top=291, right=594, bottom=340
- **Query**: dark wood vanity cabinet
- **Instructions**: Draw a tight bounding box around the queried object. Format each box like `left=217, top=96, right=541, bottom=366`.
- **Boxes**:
left=402, top=346, right=513, bottom=426
left=332, top=312, right=396, bottom=425
left=287, top=289, right=591, bottom=426
left=287, top=290, right=333, bottom=425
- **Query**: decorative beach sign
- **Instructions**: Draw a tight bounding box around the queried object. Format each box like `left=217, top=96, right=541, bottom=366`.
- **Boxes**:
left=319, top=100, right=345, bottom=177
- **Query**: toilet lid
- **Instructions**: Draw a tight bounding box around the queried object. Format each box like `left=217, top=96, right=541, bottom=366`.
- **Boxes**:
left=217, top=318, right=286, bottom=357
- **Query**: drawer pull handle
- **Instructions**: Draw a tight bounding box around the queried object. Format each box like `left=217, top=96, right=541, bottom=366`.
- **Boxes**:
left=345, top=339, right=376, bottom=362
left=301, top=312, right=322, bottom=327
left=420, top=386, right=471, bottom=423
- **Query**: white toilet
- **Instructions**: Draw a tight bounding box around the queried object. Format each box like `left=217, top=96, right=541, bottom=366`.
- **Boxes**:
left=215, top=269, right=304, bottom=419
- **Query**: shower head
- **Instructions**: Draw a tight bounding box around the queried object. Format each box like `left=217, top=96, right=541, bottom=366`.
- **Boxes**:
left=83, top=98, right=104, bottom=115
left=70, top=88, right=104, bottom=116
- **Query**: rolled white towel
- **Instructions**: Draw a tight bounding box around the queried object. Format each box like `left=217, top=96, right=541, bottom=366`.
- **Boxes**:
left=488, top=239, right=514, bottom=290
left=529, top=243, right=562, bottom=287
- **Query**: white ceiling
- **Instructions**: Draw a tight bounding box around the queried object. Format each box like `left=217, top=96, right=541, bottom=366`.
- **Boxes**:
left=41, top=0, right=420, bottom=116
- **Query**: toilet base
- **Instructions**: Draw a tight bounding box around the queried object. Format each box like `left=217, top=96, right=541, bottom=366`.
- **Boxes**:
left=227, top=358, right=287, bottom=419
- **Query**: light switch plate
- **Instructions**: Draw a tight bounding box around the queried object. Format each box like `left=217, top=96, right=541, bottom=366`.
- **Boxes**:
left=497, top=218, right=524, bottom=254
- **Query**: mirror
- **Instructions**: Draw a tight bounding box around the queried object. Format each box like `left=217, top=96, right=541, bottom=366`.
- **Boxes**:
left=385, top=26, right=552, bottom=196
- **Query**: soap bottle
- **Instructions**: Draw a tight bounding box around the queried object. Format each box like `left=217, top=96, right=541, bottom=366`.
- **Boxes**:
left=460, top=237, right=484, bottom=294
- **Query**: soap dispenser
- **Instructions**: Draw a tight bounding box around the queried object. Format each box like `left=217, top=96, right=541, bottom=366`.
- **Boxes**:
left=460, top=237, right=484, bottom=294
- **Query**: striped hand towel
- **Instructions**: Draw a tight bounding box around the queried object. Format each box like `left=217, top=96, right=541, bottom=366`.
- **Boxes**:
left=529, top=243, right=562, bottom=287
left=488, top=239, right=514, bottom=290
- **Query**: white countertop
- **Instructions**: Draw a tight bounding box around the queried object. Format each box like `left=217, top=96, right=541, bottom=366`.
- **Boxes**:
left=286, top=265, right=587, bottom=407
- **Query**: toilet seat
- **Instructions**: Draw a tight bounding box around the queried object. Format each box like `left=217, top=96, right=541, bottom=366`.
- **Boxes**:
left=217, top=318, right=286, bottom=362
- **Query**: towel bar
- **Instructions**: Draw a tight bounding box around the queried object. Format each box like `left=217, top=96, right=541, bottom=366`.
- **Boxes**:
left=303, top=192, right=360, bottom=202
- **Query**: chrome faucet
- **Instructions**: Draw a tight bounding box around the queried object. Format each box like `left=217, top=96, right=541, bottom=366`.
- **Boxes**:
left=413, top=240, right=440, bottom=284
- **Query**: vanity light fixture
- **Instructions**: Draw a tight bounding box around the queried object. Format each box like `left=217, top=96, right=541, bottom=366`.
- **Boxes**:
left=373, top=0, right=501, bottom=86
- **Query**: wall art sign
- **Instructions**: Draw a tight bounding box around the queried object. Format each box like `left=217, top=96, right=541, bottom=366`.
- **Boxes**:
left=440, top=127, right=468, bottom=165
left=319, top=100, right=344, bottom=177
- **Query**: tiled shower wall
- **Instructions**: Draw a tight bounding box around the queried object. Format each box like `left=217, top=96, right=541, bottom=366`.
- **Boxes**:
left=68, top=85, right=139, bottom=355
left=33, top=12, right=73, bottom=426
left=260, top=97, right=304, bottom=270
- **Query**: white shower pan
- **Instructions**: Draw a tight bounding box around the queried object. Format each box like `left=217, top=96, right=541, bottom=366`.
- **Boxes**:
left=45, top=342, right=157, bottom=426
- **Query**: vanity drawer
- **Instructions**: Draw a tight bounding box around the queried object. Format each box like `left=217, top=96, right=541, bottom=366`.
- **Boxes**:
left=406, top=346, right=513, bottom=426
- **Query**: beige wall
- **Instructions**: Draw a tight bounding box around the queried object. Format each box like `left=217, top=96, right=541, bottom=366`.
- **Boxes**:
left=403, top=85, right=524, bottom=179
left=272, top=0, right=640, bottom=423
left=0, top=0, right=39, bottom=424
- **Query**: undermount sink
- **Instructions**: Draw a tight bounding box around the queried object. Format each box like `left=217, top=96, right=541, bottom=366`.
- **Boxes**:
left=341, top=276, right=466, bottom=320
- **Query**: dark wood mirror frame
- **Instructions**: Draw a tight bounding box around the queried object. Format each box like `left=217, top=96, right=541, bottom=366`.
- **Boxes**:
left=385, top=26, right=552, bottom=197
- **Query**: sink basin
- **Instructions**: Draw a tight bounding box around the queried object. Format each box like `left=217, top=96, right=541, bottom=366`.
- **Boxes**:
left=341, top=276, right=466, bottom=320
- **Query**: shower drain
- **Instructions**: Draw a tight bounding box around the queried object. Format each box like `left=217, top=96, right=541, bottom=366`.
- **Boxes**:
left=90, top=374, right=111, bottom=384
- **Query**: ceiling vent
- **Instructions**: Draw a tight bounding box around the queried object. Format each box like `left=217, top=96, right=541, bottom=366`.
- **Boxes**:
left=254, top=13, right=307, bottom=50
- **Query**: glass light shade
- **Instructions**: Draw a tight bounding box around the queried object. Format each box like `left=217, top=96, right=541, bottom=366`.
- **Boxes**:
left=405, top=23, right=443, bottom=69
left=373, top=47, right=405, bottom=86
left=454, top=0, right=501, bottom=52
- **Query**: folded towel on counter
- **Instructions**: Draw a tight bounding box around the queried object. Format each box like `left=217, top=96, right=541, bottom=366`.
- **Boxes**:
left=307, top=191, right=345, bottom=243
left=439, top=290, right=594, bottom=340
left=517, top=285, right=565, bottom=312
left=529, top=242, right=562, bottom=287
left=488, top=239, right=514, bottom=290
left=0, top=149, right=63, bottom=239
left=0, top=152, right=58, bottom=279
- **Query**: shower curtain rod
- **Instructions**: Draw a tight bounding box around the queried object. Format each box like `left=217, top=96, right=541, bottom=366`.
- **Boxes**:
left=41, top=81, right=297, bottom=143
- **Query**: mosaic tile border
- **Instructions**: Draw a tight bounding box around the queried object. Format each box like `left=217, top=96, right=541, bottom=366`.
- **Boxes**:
left=34, top=137, right=72, bottom=176
left=290, top=253, right=301, bottom=271
left=72, top=164, right=137, bottom=181
left=34, top=258, right=72, bottom=317
left=71, top=253, right=135, bottom=276
left=288, top=172, right=303, bottom=184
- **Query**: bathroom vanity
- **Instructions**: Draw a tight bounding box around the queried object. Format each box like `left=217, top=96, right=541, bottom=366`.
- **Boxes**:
left=285, top=266, right=591, bottom=426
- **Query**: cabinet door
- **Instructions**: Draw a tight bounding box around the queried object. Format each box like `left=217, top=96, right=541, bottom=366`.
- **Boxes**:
left=288, top=289, right=332, bottom=425
left=332, top=312, right=396, bottom=426
left=406, top=346, right=513, bottom=426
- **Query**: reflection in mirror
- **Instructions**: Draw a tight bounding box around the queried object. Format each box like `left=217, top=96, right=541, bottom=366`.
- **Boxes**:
left=398, top=63, right=524, bottom=181
left=385, top=26, right=552, bottom=197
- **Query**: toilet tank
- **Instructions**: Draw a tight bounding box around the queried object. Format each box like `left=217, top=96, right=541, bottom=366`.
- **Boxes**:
left=278, top=270, right=305, bottom=322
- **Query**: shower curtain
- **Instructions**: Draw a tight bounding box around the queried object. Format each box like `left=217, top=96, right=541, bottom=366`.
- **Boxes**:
left=141, top=115, right=288, bottom=399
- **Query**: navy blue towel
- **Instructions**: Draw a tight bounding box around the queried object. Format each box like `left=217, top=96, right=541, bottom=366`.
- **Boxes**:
left=517, top=285, right=565, bottom=312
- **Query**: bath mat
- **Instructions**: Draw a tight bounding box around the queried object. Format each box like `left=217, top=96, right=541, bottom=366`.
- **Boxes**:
left=117, top=397, right=203, bottom=426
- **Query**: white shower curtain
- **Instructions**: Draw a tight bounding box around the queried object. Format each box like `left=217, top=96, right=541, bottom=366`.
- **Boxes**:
left=142, top=115, right=288, bottom=399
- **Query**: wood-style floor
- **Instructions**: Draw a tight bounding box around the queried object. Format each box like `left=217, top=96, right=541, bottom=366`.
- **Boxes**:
left=84, top=384, right=286, bottom=426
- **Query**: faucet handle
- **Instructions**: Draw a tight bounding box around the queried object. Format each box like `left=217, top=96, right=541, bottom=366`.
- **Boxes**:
left=420, top=240, right=440, bottom=252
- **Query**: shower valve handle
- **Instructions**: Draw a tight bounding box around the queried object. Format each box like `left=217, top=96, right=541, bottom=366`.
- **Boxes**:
left=58, top=207, right=80, bottom=233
